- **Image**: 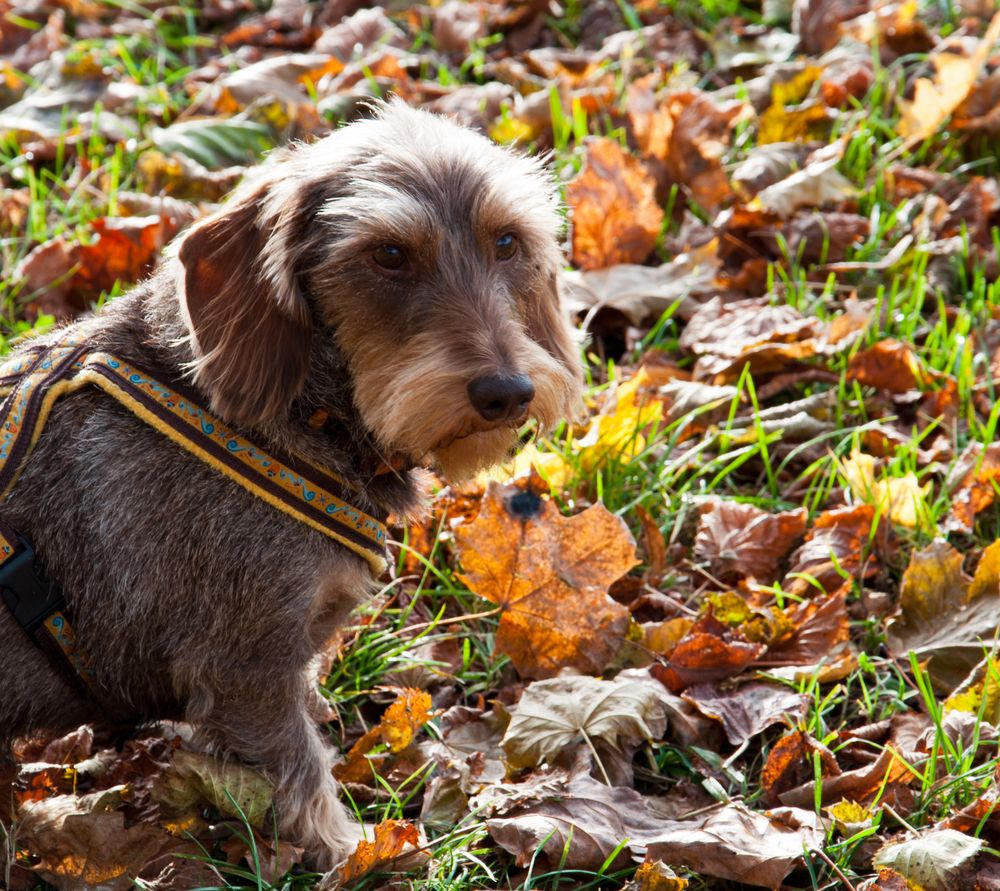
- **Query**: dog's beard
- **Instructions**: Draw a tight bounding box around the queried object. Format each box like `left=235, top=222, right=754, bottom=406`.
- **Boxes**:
left=349, top=330, right=582, bottom=482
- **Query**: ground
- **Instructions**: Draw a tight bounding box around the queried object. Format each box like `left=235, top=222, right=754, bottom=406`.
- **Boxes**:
left=3, top=0, right=1000, bottom=889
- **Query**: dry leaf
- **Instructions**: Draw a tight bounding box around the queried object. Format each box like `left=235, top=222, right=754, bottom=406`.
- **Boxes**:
left=886, top=539, right=1000, bottom=691
left=898, top=13, right=1000, bottom=142
left=694, top=499, right=807, bottom=584
left=501, top=675, right=666, bottom=778
left=152, top=750, right=274, bottom=828
left=566, top=137, right=664, bottom=270
left=455, top=482, right=637, bottom=678
left=336, top=820, right=423, bottom=884
left=682, top=682, right=807, bottom=745
left=847, top=340, right=924, bottom=393
left=841, top=449, right=932, bottom=530
left=334, top=687, right=433, bottom=784
left=640, top=802, right=824, bottom=889
left=786, top=503, right=877, bottom=595
left=873, top=829, right=984, bottom=891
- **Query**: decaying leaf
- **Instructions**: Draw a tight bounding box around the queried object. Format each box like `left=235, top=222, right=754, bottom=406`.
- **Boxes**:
left=152, top=750, right=274, bottom=829
left=641, top=802, right=824, bottom=889
left=336, top=820, right=424, bottom=884
left=566, top=137, right=664, bottom=270
left=683, top=682, right=807, bottom=746
left=455, top=482, right=637, bottom=678
left=873, top=829, right=984, bottom=891
left=474, top=768, right=659, bottom=872
left=621, top=860, right=688, bottom=891
left=501, top=675, right=666, bottom=779
left=16, top=215, right=179, bottom=318
left=785, top=503, right=877, bottom=595
left=897, top=13, right=1000, bottom=142
left=18, top=787, right=176, bottom=891
left=847, top=340, right=925, bottom=393
left=694, top=499, right=807, bottom=584
left=886, top=539, right=1000, bottom=691
left=334, top=687, right=433, bottom=784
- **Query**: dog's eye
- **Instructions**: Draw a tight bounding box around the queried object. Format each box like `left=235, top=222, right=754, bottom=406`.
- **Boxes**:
left=495, top=233, right=518, bottom=261
left=372, top=245, right=406, bottom=270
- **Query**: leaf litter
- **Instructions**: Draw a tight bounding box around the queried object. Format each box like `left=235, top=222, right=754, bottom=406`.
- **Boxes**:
left=4, top=0, right=1000, bottom=889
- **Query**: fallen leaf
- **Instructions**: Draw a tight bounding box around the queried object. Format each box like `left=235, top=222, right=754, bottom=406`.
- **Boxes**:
left=334, top=687, right=433, bottom=784
left=841, top=449, right=932, bottom=531
left=653, top=622, right=766, bottom=693
left=16, top=215, right=178, bottom=318
left=897, top=13, right=1000, bottom=142
left=755, top=147, right=855, bottom=218
left=501, top=675, right=666, bottom=782
left=336, top=820, right=424, bottom=884
left=694, top=499, right=807, bottom=584
left=848, top=340, right=924, bottom=393
left=455, top=484, right=636, bottom=678
left=945, top=442, right=1000, bottom=533
left=560, top=244, right=721, bottom=328
left=640, top=802, right=824, bottom=889
left=566, top=137, right=664, bottom=270
left=886, top=539, right=1000, bottom=691
left=873, top=829, right=984, bottom=891
left=785, top=503, right=878, bottom=595
left=152, top=750, right=274, bottom=829
left=683, top=682, right=807, bottom=745
left=18, top=787, right=176, bottom=891
left=475, top=768, right=658, bottom=871
left=621, top=860, right=689, bottom=891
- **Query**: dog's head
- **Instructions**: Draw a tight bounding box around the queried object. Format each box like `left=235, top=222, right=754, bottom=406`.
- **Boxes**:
left=176, top=100, right=582, bottom=479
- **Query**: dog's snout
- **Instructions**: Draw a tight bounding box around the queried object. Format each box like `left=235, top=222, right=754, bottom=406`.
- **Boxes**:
left=467, top=374, right=535, bottom=422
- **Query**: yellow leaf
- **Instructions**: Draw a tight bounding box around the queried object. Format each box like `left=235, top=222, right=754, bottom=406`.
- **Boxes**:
left=898, top=11, right=1000, bottom=141
left=490, top=115, right=539, bottom=144
left=479, top=442, right=572, bottom=492
left=841, top=449, right=931, bottom=531
left=574, top=369, right=663, bottom=467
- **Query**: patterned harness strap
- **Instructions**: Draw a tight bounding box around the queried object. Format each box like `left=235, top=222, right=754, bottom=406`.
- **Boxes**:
left=0, top=336, right=390, bottom=693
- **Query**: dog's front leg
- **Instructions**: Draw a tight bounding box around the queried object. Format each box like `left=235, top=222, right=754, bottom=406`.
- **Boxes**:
left=191, top=669, right=360, bottom=870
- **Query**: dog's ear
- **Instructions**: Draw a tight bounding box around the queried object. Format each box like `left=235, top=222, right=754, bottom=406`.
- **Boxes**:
left=528, top=270, right=581, bottom=376
left=178, top=178, right=314, bottom=426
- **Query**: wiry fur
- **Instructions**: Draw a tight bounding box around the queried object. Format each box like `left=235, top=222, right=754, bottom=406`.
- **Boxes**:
left=0, top=101, right=582, bottom=868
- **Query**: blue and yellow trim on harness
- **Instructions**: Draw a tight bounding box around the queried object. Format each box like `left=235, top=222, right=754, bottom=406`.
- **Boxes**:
left=0, top=335, right=390, bottom=692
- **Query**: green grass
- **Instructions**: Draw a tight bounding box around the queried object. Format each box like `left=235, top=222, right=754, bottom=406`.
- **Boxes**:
left=5, top=0, right=1000, bottom=889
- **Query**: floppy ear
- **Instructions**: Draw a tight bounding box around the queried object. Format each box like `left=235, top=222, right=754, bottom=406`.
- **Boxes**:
left=178, top=180, right=314, bottom=426
left=528, top=270, right=582, bottom=377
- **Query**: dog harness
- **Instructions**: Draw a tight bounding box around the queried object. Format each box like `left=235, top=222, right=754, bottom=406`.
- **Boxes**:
left=0, top=334, right=389, bottom=692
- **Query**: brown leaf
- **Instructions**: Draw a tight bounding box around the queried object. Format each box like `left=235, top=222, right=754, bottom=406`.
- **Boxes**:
left=786, top=503, right=877, bottom=596
left=945, top=442, right=1000, bottom=534
left=336, top=820, right=423, bottom=884
left=683, top=682, right=807, bottom=746
left=475, top=769, right=659, bottom=871
left=653, top=627, right=766, bottom=693
left=761, top=731, right=840, bottom=806
left=898, top=13, right=1000, bottom=142
left=777, top=744, right=914, bottom=809
left=334, top=687, right=433, bottom=784
left=793, top=0, right=871, bottom=54
left=640, top=802, right=824, bottom=889
left=694, top=499, right=807, bottom=584
left=764, top=593, right=851, bottom=667
left=455, top=482, right=636, bottom=678
left=659, top=91, right=747, bottom=212
left=566, top=137, right=664, bottom=271
left=18, top=788, right=176, bottom=891
left=848, top=340, right=924, bottom=393
left=16, top=215, right=178, bottom=318
left=886, top=539, right=1000, bottom=691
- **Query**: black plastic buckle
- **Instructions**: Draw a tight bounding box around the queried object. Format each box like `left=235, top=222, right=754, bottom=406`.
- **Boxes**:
left=0, top=534, right=65, bottom=635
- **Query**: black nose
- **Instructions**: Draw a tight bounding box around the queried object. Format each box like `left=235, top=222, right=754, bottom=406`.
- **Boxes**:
left=467, top=374, right=535, bottom=422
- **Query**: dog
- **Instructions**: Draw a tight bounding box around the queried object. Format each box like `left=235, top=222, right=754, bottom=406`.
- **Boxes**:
left=0, top=100, right=582, bottom=868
